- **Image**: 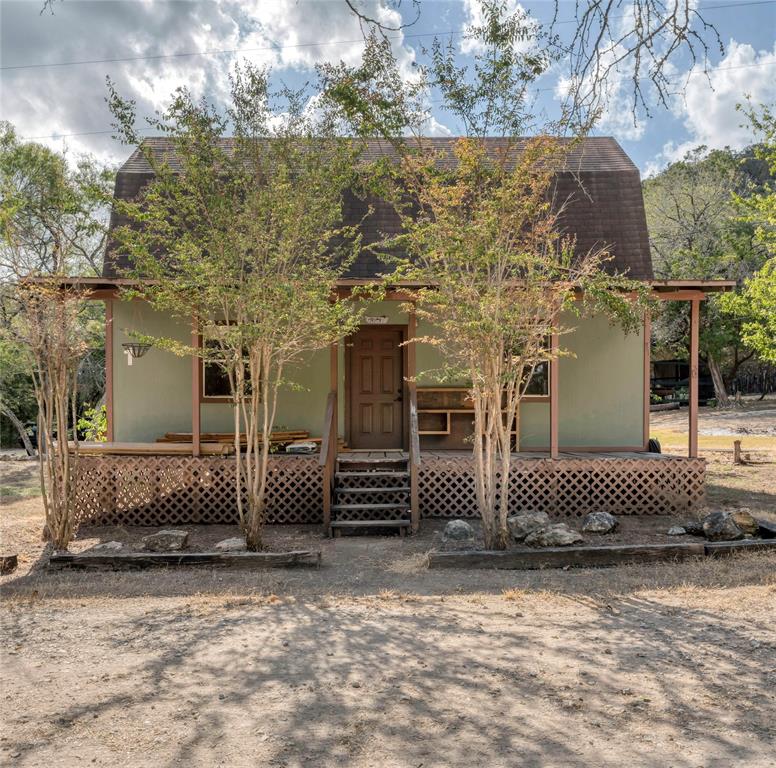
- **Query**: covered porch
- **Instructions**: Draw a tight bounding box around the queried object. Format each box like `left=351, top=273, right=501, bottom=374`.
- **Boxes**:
left=71, top=278, right=729, bottom=534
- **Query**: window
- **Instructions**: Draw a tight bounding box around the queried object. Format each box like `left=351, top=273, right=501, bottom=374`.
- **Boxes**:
left=200, top=334, right=252, bottom=401
left=524, top=361, right=549, bottom=397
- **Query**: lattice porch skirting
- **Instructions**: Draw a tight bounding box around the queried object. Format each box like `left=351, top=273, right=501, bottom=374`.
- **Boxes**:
left=419, top=455, right=706, bottom=518
left=75, top=454, right=705, bottom=526
left=74, top=455, right=324, bottom=526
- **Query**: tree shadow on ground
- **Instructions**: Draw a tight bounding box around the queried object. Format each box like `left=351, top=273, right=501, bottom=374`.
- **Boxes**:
left=2, top=585, right=774, bottom=766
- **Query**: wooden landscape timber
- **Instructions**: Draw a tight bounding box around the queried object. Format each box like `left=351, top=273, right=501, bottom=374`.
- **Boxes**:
left=428, top=539, right=776, bottom=570
left=48, top=550, right=322, bottom=570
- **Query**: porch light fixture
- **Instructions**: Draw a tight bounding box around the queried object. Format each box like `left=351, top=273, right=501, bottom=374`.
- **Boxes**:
left=122, top=342, right=151, bottom=366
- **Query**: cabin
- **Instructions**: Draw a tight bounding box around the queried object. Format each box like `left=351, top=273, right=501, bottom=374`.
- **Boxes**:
left=74, top=137, right=731, bottom=534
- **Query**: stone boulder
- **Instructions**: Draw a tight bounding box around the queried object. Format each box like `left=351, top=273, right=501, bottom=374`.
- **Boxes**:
left=757, top=519, right=776, bottom=539
left=525, top=524, right=584, bottom=548
left=582, top=511, right=618, bottom=534
left=667, top=526, right=686, bottom=536
left=441, top=520, right=476, bottom=550
left=507, top=511, right=552, bottom=542
left=729, top=509, right=758, bottom=536
left=682, top=519, right=705, bottom=537
left=142, top=529, right=189, bottom=552
left=702, top=512, right=743, bottom=542
left=84, top=541, right=124, bottom=554
left=214, top=537, right=247, bottom=552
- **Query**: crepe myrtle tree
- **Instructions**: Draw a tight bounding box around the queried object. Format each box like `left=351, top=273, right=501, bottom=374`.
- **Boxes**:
left=322, top=4, right=649, bottom=549
left=0, top=123, right=111, bottom=549
left=109, top=65, right=369, bottom=550
left=723, top=104, right=776, bottom=365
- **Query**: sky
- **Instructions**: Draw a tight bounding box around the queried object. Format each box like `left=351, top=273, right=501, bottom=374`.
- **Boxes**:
left=1, top=0, right=775, bottom=176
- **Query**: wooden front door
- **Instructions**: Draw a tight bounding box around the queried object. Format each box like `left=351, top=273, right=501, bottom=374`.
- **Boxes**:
left=348, top=327, right=404, bottom=449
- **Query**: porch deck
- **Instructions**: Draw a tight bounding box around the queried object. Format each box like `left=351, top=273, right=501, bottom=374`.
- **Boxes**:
left=73, top=446, right=705, bottom=529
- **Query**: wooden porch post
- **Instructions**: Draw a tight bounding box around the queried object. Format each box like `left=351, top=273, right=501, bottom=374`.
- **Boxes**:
left=191, top=318, right=201, bottom=458
left=407, top=306, right=420, bottom=533
left=643, top=310, right=651, bottom=451
left=105, top=299, right=114, bottom=442
left=549, top=331, right=559, bottom=459
left=689, top=298, right=700, bottom=458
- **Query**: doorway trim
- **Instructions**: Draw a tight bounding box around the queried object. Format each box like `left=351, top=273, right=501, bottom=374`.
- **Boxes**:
left=344, top=323, right=409, bottom=450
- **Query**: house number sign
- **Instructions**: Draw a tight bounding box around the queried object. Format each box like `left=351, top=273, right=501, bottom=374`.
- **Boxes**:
left=364, top=315, right=389, bottom=325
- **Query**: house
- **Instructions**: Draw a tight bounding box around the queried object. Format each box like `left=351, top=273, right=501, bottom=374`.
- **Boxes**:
left=74, top=137, right=732, bottom=534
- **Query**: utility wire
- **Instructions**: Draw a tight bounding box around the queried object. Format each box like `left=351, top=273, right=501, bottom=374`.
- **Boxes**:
left=20, top=58, right=776, bottom=142
left=2, top=0, right=774, bottom=72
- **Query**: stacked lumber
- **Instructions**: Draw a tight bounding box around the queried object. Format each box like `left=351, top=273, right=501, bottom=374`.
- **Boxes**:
left=73, top=441, right=235, bottom=456
left=156, top=430, right=310, bottom=447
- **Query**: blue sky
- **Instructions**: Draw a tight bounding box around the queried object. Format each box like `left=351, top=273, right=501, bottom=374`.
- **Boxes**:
left=1, top=0, right=775, bottom=175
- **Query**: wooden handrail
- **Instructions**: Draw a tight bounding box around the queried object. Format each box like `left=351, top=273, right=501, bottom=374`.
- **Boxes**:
left=319, top=391, right=336, bottom=467
left=320, top=390, right=337, bottom=536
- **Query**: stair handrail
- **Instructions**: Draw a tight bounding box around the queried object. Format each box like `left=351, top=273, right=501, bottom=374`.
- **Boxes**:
left=320, top=390, right=337, bottom=535
left=319, top=390, right=336, bottom=467
left=408, top=386, right=420, bottom=532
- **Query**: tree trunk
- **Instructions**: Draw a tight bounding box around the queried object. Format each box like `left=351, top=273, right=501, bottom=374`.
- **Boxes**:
left=0, top=401, right=36, bottom=456
left=707, top=354, right=730, bottom=408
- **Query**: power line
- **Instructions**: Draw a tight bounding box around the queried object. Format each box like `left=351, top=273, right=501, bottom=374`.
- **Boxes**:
left=0, top=29, right=458, bottom=72
left=3, top=0, right=774, bottom=73
left=21, top=55, right=776, bottom=141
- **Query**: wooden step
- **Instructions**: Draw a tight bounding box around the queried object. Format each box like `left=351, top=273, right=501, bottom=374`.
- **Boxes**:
left=335, top=486, right=411, bottom=495
left=338, top=456, right=407, bottom=465
left=331, top=503, right=410, bottom=512
left=335, top=471, right=410, bottom=479
left=330, top=520, right=410, bottom=528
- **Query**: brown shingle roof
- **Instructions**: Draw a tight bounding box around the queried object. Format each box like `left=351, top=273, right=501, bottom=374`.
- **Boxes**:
left=103, top=136, right=652, bottom=280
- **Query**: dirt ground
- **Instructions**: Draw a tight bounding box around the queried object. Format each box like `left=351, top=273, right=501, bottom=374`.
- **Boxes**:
left=1, top=405, right=775, bottom=767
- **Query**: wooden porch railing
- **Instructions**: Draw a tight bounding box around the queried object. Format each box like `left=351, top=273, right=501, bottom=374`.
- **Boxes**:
left=319, top=390, right=337, bottom=536
left=408, top=386, right=421, bottom=533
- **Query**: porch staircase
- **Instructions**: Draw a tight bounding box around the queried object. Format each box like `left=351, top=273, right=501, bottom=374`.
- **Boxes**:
left=330, top=454, right=412, bottom=535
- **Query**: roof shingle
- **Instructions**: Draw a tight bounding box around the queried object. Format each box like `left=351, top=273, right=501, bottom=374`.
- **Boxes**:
left=103, top=136, right=653, bottom=281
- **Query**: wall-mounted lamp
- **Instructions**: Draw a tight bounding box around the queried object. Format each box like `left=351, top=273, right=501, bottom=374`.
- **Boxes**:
left=122, top=342, right=151, bottom=366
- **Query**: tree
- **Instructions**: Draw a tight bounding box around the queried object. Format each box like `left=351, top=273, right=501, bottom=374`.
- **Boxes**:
left=109, top=65, right=367, bottom=551
left=0, top=123, right=111, bottom=548
left=643, top=146, right=770, bottom=405
left=723, top=104, right=776, bottom=364
left=323, top=3, right=646, bottom=549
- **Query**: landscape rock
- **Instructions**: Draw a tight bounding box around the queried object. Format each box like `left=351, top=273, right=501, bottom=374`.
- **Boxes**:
left=729, top=509, right=758, bottom=536
left=702, top=512, right=744, bottom=542
left=667, top=526, right=686, bottom=536
left=507, top=511, right=552, bottom=542
left=142, top=529, right=189, bottom=552
left=524, top=524, right=584, bottom=548
left=682, top=520, right=705, bottom=537
left=582, top=511, right=619, bottom=534
left=214, top=537, right=247, bottom=552
left=84, top=541, right=124, bottom=554
left=441, top=520, right=476, bottom=550
left=757, top=519, right=776, bottom=539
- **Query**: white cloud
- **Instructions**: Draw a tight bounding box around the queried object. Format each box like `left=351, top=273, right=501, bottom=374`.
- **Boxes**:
left=460, top=0, right=537, bottom=56
left=658, top=40, right=776, bottom=163
left=0, top=0, right=417, bottom=164
left=554, top=43, right=652, bottom=141
left=641, top=40, right=776, bottom=175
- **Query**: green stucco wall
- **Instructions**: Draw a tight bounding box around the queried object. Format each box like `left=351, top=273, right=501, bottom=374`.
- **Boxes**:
left=111, top=299, right=644, bottom=448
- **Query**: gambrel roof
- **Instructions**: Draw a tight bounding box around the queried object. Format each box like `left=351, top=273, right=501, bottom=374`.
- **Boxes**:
left=103, top=136, right=653, bottom=281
